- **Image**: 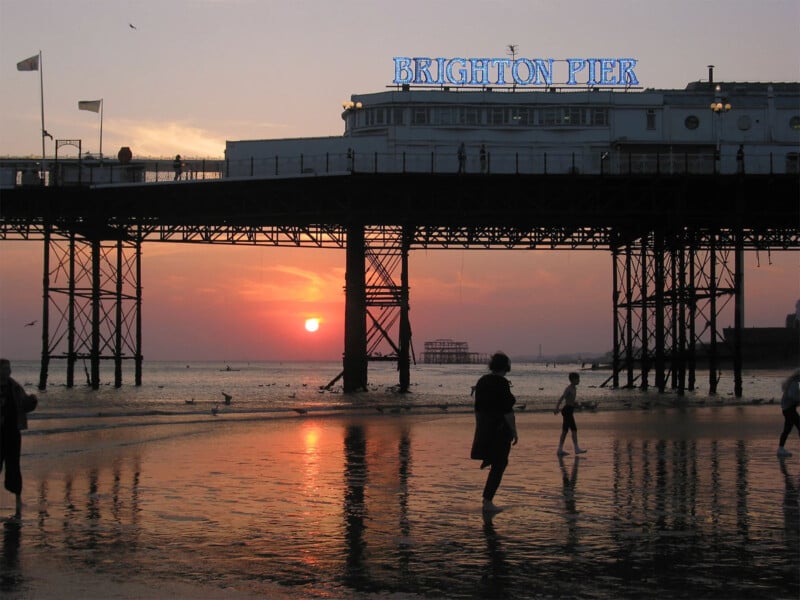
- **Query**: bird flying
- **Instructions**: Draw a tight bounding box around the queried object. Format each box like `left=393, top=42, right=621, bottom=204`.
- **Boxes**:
left=129, top=23, right=137, bottom=30
left=24, top=320, right=37, bottom=327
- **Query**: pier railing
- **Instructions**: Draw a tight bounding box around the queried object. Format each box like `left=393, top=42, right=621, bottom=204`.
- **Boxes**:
left=1, top=147, right=794, bottom=188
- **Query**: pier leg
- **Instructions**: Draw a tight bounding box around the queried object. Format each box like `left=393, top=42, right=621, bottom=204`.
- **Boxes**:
left=733, top=236, right=744, bottom=397
left=343, top=225, right=368, bottom=392
left=37, top=227, right=51, bottom=391
left=708, top=237, right=718, bottom=394
left=398, top=227, right=411, bottom=393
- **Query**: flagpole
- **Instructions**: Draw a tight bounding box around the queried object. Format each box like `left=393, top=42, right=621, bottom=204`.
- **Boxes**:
left=39, top=50, right=46, bottom=174
left=99, top=98, right=104, bottom=159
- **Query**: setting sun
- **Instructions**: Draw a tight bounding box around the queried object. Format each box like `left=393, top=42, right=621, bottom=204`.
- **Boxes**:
left=304, top=318, right=320, bottom=332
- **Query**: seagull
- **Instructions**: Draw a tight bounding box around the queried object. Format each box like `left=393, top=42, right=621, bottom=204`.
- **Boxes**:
left=211, top=404, right=219, bottom=416
left=129, top=23, right=137, bottom=30
left=293, top=408, right=307, bottom=415
left=23, top=320, right=37, bottom=327
left=185, top=398, right=195, bottom=405
left=221, top=392, right=232, bottom=405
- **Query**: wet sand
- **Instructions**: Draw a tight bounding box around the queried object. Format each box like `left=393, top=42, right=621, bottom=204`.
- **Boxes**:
left=1, top=404, right=798, bottom=599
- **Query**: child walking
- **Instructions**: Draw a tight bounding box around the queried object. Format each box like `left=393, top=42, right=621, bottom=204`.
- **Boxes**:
left=553, top=372, right=587, bottom=456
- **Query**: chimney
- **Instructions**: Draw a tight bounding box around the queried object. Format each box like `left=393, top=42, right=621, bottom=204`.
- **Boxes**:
left=707, top=65, right=714, bottom=85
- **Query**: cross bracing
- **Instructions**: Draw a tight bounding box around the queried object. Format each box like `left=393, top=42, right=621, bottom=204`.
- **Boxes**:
left=1, top=172, right=797, bottom=393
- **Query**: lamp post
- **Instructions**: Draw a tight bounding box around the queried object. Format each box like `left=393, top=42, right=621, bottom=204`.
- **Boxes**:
left=709, top=85, right=731, bottom=173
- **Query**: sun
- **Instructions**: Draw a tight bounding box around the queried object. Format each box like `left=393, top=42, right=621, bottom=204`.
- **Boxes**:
left=304, top=318, right=320, bottom=333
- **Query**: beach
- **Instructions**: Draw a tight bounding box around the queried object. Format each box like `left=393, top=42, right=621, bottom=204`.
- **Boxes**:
left=1, top=400, right=798, bottom=599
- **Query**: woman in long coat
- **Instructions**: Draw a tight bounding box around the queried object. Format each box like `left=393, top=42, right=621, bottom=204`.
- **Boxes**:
left=471, top=352, right=518, bottom=513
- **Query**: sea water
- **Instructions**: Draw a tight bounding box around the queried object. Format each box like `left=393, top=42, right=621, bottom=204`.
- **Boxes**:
left=9, top=359, right=791, bottom=431
left=3, top=360, right=797, bottom=599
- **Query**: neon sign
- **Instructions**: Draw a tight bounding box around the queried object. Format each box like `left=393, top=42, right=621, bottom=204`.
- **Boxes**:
left=393, top=57, right=639, bottom=87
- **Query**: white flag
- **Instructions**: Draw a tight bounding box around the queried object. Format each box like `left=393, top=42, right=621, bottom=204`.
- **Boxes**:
left=16, top=54, right=39, bottom=71
left=78, top=99, right=102, bottom=113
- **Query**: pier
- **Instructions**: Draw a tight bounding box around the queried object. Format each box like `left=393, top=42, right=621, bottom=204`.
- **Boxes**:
left=1, top=162, right=798, bottom=397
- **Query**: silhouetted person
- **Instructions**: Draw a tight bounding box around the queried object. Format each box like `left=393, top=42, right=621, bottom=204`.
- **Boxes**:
left=480, top=144, right=487, bottom=174
left=778, top=369, right=800, bottom=457
left=0, top=359, right=37, bottom=518
left=457, top=142, right=466, bottom=174
left=471, top=352, right=518, bottom=513
left=736, top=144, right=745, bottom=174
left=554, top=372, right=587, bottom=456
left=173, top=154, right=183, bottom=181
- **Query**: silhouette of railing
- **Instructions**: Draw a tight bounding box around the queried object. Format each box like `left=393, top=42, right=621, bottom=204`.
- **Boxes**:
left=0, top=147, right=794, bottom=188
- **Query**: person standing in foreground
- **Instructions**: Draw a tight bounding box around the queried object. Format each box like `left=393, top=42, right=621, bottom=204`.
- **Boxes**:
left=0, top=359, right=37, bottom=518
left=553, top=372, right=587, bottom=457
left=778, top=369, right=800, bottom=458
left=471, top=352, right=518, bottom=513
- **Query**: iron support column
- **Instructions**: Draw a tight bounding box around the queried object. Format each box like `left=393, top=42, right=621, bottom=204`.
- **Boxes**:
left=654, top=234, right=666, bottom=393
left=687, top=247, right=696, bottom=391
left=67, top=234, right=76, bottom=387
left=91, top=238, right=101, bottom=390
left=733, top=234, right=744, bottom=397
left=625, top=244, right=635, bottom=388
left=135, top=234, right=143, bottom=386
left=37, top=226, right=51, bottom=390
left=611, top=247, right=620, bottom=388
left=115, top=239, right=123, bottom=387
left=343, top=225, right=367, bottom=392
left=709, top=237, right=718, bottom=394
left=398, top=227, right=411, bottom=393
left=640, top=239, right=649, bottom=390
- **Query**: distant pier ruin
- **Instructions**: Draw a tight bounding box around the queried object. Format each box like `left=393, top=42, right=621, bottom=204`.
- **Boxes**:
left=420, top=339, right=489, bottom=364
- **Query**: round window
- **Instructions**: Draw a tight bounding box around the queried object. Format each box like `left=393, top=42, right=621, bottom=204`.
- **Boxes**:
left=684, top=115, right=699, bottom=130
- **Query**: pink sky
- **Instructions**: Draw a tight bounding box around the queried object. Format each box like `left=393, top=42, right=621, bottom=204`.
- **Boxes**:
left=0, top=0, right=798, bottom=362
left=0, top=242, right=796, bottom=361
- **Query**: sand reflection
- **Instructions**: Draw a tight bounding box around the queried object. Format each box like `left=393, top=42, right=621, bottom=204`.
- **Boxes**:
left=1, top=407, right=797, bottom=598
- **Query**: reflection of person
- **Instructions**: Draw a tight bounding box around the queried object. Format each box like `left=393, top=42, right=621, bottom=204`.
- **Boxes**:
left=0, top=359, right=38, bottom=517
left=778, top=369, right=800, bottom=457
left=471, top=352, right=518, bottom=513
left=173, top=154, right=183, bottom=181
left=457, top=142, right=466, bottom=174
left=554, top=372, right=586, bottom=456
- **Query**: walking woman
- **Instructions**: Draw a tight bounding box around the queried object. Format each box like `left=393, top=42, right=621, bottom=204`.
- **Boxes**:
left=471, top=352, right=518, bottom=513
left=778, top=369, right=800, bottom=457
left=0, top=358, right=37, bottom=517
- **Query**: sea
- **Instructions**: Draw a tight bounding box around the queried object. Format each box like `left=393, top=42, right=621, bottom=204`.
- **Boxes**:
left=3, top=359, right=799, bottom=599
left=9, top=359, right=792, bottom=431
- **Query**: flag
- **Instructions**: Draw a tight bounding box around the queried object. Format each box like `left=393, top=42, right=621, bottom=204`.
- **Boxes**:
left=16, top=54, right=39, bottom=71
left=78, top=100, right=102, bottom=113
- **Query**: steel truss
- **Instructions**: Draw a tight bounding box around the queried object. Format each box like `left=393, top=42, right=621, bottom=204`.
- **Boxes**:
left=330, top=226, right=414, bottom=392
left=38, top=226, right=142, bottom=390
left=612, top=230, right=746, bottom=396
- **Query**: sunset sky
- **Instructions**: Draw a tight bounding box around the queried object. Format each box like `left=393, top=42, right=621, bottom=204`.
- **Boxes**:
left=1, top=0, right=798, bottom=362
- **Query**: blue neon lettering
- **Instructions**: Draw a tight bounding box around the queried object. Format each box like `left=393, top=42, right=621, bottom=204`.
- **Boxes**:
left=468, top=58, right=490, bottom=85
left=489, top=58, right=511, bottom=85
left=414, top=58, right=434, bottom=84
left=393, top=57, right=413, bottom=84
left=586, top=60, right=599, bottom=86
left=446, top=58, right=468, bottom=85
left=619, top=58, right=639, bottom=85
left=566, top=59, right=586, bottom=85
left=533, top=58, right=553, bottom=86
left=599, top=59, right=617, bottom=85
left=435, top=57, right=446, bottom=84
left=393, top=56, right=640, bottom=87
left=512, top=59, right=534, bottom=85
